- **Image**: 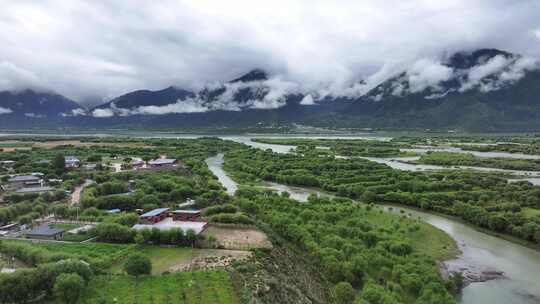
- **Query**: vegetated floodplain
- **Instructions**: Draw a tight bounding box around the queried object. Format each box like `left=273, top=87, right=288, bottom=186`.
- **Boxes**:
left=454, top=142, right=540, bottom=155
left=414, top=151, right=540, bottom=171
left=225, top=142, right=540, bottom=246
left=252, top=137, right=413, bottom=157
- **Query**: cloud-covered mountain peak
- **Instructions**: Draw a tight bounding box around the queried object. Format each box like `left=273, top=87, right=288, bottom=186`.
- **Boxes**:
left=0, top=89, right=81, bottom=118
left=445, top=48, right=513, bottom=70
left=230, top=69, right=269, bottom=83
left=364, top=48, right=539, bottom=101
left=88, top=69, right=302, bottom=117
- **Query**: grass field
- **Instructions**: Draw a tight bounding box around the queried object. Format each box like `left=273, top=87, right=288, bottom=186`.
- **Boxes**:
left=111, top=246, right=193, bottom=275
left=63, top=233, right=93, bottom=242
left=80, top=271, right=239, bottom=304
left=50, top=223, right=81, bottom=230
left=111, top=246, right=251, bottom=275
left=367, top=206, right=459, bottom=261
left=408, top=220, right=459, bottom=260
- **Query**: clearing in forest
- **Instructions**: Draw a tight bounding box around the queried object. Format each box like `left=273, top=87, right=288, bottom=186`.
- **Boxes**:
left=202, top=226, right=273, bottom=250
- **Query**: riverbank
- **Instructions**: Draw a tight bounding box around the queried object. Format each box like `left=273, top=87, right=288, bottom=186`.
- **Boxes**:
left=383, top=203, right=540, bottom=253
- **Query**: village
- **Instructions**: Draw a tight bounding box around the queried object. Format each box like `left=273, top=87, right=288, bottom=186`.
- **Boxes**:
left=0, top=154, right=182, bottom=241
left=0, top=141, right=272, bottom=287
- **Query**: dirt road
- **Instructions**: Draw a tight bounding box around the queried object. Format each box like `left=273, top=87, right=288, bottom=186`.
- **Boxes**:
left=71, top=179, right=93, bottom=206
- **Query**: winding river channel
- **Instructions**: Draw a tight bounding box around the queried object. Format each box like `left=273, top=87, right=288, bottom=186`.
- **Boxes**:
left=206, top=137, right=540, bottom=304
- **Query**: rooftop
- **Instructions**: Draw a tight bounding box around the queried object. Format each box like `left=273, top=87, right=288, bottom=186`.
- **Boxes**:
left=27, top=224, right=64, bottom=236
left=8, top=175, right=40, bottom=182
left=148, top=158, right=176, bottom=165
left=140, top=208, right=170, bottom=217
left=178, top=200, right=196, bottom=208
left=132, top=218, right=207, bottom=234
left=65, top=156, right=80, bottom=162
left=172, top=210, right=202, bottom=214
left=16, top=187, right=54, bottom=193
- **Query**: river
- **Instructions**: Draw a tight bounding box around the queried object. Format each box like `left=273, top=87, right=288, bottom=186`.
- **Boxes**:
left=205, top=138, right=540, bottom=304
left=402, top=146, right=540, bottom=160
left=217, top=136, right=540, bottom=178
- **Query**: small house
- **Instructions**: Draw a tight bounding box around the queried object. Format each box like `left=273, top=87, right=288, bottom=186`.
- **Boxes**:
left=132, top=218, right=208, bottom=235
left=7, top=175, right=42, bottom=190
left=84, top=163, right=97, bottom=171
left=171, top=210, right=202, bottom=221
left=26, top=225, right=65, bottom=240
left=0, top=223, right=20, bottom=232
left=131, top=159, right=145, bottom=169
left=65, top=156, right=80, bottom=168
left=139, top=208, right=170, bottom=224
left=148, top=158, right=176, bottom=168
left=0, top=160, right=16, bottom=168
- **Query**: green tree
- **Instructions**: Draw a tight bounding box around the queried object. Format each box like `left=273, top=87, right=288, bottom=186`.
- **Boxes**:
left=334, top=282, right=356, bottom=304
left=53, top=273, right=85, bottom=304
left=53, top=154, right=66, bottom=175
left=134, top=233, right=145, bottom=246
left=362, top=190, right=377, bottom=204
left=124, top=253, right=152, bottom=277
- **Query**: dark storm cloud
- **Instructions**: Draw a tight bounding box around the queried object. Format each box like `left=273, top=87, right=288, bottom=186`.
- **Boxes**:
left=1, top=0, right=539, bottom=105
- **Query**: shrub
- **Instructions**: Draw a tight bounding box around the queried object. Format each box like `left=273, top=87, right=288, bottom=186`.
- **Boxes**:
left=202, top=204, right=238, bottom=216
left=124, top=253, right=152, bottom=277
left=54, top=273, right=85, bottom=304
left=93, top=223, right=135, bottom=243
left=209, top=213, right=254, bottom=225
left=334, top=282, right=356, bottom=304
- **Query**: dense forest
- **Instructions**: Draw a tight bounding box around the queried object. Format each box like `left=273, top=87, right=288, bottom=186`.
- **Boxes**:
left=232, top=189, right=460, bottom=303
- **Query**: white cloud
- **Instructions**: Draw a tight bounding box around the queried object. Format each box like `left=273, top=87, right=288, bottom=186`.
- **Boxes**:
left=459, top=55, right=512, bottom=92
left=71, top=108, right=86, bottom=116
left=24, top=112, right=44, bottom=118
left=249, top=77, right=299, bottom=109
left=0, top=61, right=42, bottom=91
left=499, top=56, right=539, bottom=82
left=131, top=98, right=209, bottom=115
left=93, top=76, right=304, bottom=115
left=300, top=94, right=315, bottom=105
left=92, top=108, right=114, bottom=118
left=1, top=1, right=540, bottom=102
left=0, top=107, right=13, bottom=114
left=406, top=59, right=453, bottom=93
left=61, top=108, right=87, bottom=117
left=535, top=29, right=540, bottom=40
left=457, top=55, right=539, bottom=93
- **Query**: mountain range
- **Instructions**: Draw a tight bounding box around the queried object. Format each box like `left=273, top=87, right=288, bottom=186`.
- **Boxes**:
left=1, top=48, right=540, bottom=131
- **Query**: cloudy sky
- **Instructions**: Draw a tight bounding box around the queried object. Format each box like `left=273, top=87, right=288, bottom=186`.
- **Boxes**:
left=1, top=0, right=540, bottom=105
